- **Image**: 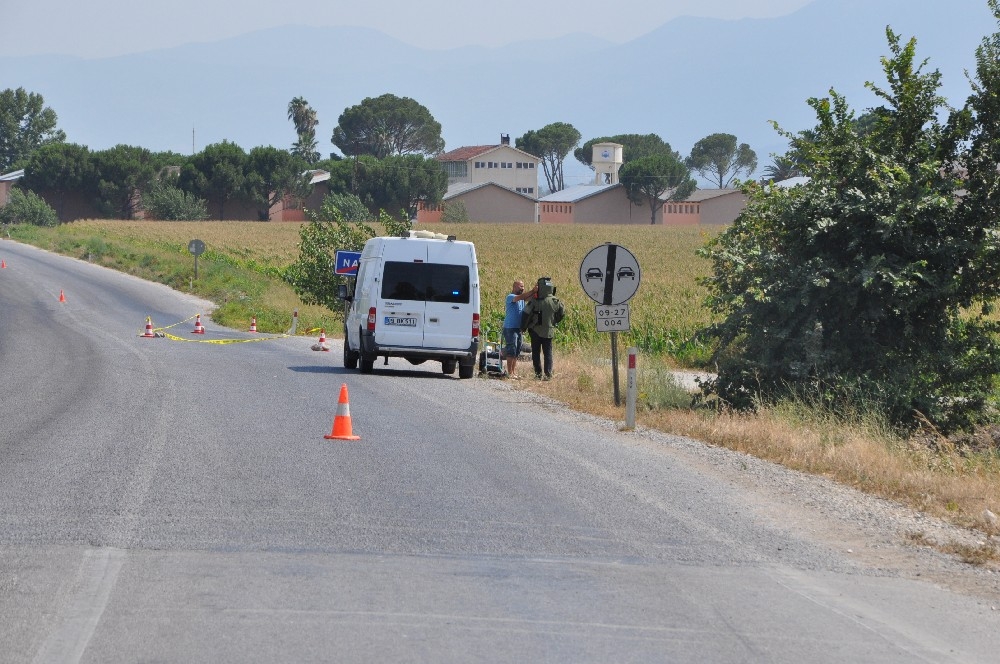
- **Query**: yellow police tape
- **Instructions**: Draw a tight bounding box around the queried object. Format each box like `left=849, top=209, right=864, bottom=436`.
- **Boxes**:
left=138, top=314, right=296, bottom=344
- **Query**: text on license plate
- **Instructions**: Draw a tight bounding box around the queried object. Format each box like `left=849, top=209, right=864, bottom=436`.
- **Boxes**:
left=384, top=316, right=417, bottom=327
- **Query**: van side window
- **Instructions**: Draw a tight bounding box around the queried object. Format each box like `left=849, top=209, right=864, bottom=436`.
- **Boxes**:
left=381, top=262, right=470, bottom=304
left=426, top=264, right=470, bottom=303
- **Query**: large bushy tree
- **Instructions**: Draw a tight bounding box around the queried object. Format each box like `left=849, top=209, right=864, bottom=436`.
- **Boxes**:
left=619, top=153, right=696, bottom=224
left=20, top=142, right=93, bottom=219
left=244, top=146, right=309, bottom=220
left=685, top=133, right=757, bottom=188
left=179, top=140, right=248, bottom=220
left=0, top=88, right=66, bottom=171
left=91, top=144, right=157, bottom=219
left=332, top=94, right=444, bottom=159
left=698, top=8, right=1000, bottom=431
left=516, top=122, right=581, bottom=193
left=574, top=133, right=678, bottom=169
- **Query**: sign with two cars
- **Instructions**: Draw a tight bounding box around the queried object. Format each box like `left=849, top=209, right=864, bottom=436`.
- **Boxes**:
left=579, top=244, right=641, bottom=331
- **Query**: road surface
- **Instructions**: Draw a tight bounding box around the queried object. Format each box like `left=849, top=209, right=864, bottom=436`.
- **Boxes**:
left=1, top=240, right=999, bottom=663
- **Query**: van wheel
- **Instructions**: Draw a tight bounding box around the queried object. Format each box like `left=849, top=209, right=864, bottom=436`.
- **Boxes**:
left=343, top=337, right=359, bottom=370
left=359, top=354, right=375, bottom=373
left=441, top=359, right=457, bottom=375
left=458, top=362, right=475, bottom=379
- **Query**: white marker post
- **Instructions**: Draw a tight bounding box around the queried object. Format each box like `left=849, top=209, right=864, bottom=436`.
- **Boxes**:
left=626, top=347, right=638, bottom=430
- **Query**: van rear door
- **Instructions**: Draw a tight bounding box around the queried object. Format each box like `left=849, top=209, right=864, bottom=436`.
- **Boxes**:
left=422, top=241, right=476, bottom=350
left=375, top=243, right=428, bottom=349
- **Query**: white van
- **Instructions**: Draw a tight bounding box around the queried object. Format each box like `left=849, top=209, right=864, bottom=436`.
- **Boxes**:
left=339, top=231, right=481, bottom=378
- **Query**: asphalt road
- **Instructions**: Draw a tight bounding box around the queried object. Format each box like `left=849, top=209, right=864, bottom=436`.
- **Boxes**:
left=2, top=239, right=1000, bottom=663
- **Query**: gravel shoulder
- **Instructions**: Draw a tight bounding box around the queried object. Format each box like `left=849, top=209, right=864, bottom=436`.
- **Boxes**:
left=485, top=377, right=1000, bottom=603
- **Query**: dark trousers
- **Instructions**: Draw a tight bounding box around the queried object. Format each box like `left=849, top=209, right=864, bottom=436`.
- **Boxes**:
left=528, top=330, right=553, bottom=377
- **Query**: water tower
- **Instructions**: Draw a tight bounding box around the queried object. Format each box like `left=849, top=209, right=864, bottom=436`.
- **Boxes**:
left=592, top=142, right=623, bottom=185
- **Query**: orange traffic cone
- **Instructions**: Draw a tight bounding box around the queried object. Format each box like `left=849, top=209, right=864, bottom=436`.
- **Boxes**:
left=1, top=259, right=6, bottom=268
left=325, top=383, right=360, bottom=440
left=192, top=313, right=205, bottom=334
left=318, top=329, right=330, bottom=351
left=141, top=316, right=156, bottom=338
left=249, top=317, right=258, bottom=333
left=59, top=289, right=66, bottom=303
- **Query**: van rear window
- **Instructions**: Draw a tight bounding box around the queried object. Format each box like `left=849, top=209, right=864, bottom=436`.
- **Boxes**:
left=381, top=262, right=470, bottom=303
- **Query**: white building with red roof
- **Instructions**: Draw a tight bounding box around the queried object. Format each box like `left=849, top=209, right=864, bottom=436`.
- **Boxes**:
left=434, top=134, right=540, bottom=198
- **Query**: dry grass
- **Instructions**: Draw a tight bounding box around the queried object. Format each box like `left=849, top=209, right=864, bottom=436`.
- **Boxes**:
left=509, top=344, right=1000, bottom=557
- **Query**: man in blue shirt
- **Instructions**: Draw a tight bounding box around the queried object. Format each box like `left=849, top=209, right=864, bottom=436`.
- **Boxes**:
left=502, top=280, right=532, bottom=378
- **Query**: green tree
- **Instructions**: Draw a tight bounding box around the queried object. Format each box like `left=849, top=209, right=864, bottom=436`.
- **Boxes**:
left=619, top=153, right=696, bottom=224
left=0, top=87, right=66, bottom=171
left=306, top=192, right=371, bottom=223
left=685, top=133, right=758, bottom=188
left=20, top=142, right=93, bottom=219
left=698, top=16, right=1000, bottom=431
left=142, top=181, right=209, bottom=220
left=332, top=93, right=444, bottom=159
left=0, top=187, right=58, bottom=226
left=288, top=96, right=320, bottom=163
left=516, top=122, right=581, bottom=193
left=91, top=144, right=157, bottom=219
left=760, top=155, right=802, bottom=183
left=179, top=141, right=248, bottom=220
left=377, top=153, right=448, bottom=218
left=244, top=146, right=309, bottom=221
left=574, top=133, right=678, bottom=169
left=286, top=210, right=411, bottom=314
left=440, top=200, right=469, bottom=223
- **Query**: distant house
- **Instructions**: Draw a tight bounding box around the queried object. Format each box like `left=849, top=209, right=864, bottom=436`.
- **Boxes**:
left=270, top=169, right=331, bottom=221
left=538, top=183, right=652, bottom=224
left=662, top=188, right=746, bottom=225
left=435, top=135, right=540, bottom=198
left=0, top=169, right=24, bottom=208
left=417, top=182, right=537, bottom=224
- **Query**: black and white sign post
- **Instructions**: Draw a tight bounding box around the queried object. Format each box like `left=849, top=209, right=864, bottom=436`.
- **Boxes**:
left=579, top=243, right=641, bottom=406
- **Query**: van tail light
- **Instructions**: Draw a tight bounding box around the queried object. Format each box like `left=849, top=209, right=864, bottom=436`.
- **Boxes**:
left=472, top=313, right=480, bottom=339
left=367, top=307, right=377, bottom=331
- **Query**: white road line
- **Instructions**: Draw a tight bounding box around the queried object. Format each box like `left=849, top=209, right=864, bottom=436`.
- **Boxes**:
left=32, top=548, right=126, bottom=664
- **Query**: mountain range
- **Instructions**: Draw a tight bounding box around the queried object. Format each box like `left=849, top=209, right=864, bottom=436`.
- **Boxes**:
left=0, top=0, right=995, bottom=185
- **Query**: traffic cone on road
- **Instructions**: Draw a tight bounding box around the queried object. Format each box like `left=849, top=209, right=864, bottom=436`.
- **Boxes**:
left=249, top=317, right=258, bottom=333
left=141, top=316, right=156, bottom=338
left=1, top=259, right=6, bottom=268
left=59, top=289, right=66, bottom=303
left=325, top=383, right=360, bottom=440
left=192, top=313, right=205, bottom=334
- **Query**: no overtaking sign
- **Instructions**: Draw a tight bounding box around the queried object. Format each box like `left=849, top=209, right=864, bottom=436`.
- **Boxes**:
left=579, top=243, right=641, bottom=305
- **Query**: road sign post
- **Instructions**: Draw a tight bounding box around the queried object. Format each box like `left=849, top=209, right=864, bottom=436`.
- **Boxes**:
left=579, top=243, right=641, bottom=406
left=188, top=239, right=205, bottom=280
left=626, top=347, right=638, bottom=429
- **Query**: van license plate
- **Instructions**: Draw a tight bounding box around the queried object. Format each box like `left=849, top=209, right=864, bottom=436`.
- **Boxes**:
left=384, top=316, right=417, bottom=327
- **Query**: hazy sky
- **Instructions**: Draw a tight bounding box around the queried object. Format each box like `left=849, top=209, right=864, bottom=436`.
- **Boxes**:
left=0, top=0, right=814, bottom=58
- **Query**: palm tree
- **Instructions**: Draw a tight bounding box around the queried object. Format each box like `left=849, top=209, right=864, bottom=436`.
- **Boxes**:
left=287, top=97, right=320, bottom=163
left=761, top=155, right=802, bottom=183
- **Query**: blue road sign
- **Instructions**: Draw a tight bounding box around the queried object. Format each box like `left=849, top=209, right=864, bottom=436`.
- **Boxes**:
left=335, top=250, right=362, bottom=276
